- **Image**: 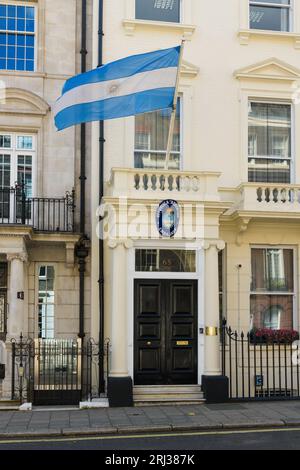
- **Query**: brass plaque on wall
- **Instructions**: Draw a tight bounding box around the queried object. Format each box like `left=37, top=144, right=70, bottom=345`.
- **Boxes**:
left=176, top=341, right=189, bottom=346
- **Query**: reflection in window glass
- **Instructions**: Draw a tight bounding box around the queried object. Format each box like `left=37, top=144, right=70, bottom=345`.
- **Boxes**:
left=135, top=99, right=181, bottom=170
left=0, top=135, right=11, bottom=148
left=17, top=136, right=33, bottom=150
left=136, top=0, right=180, bottom=23
left=249, top=1, right=291, bottom=32
left=250, top=248, right=294, bottom=330
left=38, top=266, right=55, bottom=339
left=248, top=102, right=291, bottom=183
left=135, top=249, right=196, bottom=272
left=0, top=3, right=35, bottom=71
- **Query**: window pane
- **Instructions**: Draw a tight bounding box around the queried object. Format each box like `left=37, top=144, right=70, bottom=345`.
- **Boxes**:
left=38, top=266, right=55, bottom=339
left=0, top=4, right=35, bottom=71
left=136, top=0, right=180, bottom=23
left=135, top=99, right=180, bottom=169
left=250, top=295, right=293, bottom=330
left=248, top=102, right=291, bottom=183
left=17, top=135, right=33, bottom=149
left=135, top=249, right=196, bottom=272
left=0, top=135, right=11, bottom=148
left=248, top=157, right=290, bottom=183
left=250, top=5, right=290, bottom=31
left=251, top=248, right=294, bottom=292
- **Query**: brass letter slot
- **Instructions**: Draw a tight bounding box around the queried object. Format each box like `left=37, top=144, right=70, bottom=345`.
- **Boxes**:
left=176, top=341, right=189, bottom=346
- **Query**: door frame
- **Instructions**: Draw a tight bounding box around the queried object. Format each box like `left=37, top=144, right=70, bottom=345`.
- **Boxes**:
left=128, top=240, right=205, bottom=385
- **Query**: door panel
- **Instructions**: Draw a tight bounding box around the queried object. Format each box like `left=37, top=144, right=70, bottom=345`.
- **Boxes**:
left=167, top=281, right=198, bottom=384
left=134, top=280, right=165, bottom=385
left=134, top=279, right=197, bottom=385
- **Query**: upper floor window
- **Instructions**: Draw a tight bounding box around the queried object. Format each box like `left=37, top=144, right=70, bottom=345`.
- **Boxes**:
left=0, top=3, right=35, bottom=71
left=135, top=0, right=180, bottom=23
left=248, top=102, right=291, bottom=183
left=135, top=98, right=181, bottom=170
left=0, top=132, right=35, bottom=221
left=249, top=0, right=291, bottom=32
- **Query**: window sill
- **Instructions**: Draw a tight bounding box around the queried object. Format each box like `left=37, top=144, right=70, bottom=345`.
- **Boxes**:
left=0, top=70, right=72, bottom=80
left=123, top=19, right=196, bottom=40
left=238, top=29, right=300, bottom=49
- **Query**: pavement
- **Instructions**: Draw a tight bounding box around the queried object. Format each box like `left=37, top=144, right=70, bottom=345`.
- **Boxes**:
left=1, top=401, right=300, bottom=438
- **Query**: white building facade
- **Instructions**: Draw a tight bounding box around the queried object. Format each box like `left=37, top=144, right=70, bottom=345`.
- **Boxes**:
left=90, top=0, right=300, bottom=405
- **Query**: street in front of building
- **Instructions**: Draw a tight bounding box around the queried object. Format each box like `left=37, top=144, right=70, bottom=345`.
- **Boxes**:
left=1, top=428, right=300, bottom=451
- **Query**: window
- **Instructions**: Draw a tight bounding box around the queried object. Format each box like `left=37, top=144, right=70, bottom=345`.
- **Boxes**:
left=250, top=248, right=294, bottom=330
left=38, top=266, right=55, bottom=339
left=0, top=262, right=7, bottom=340
left=248, top=102, right=291, bottom=183
left=249, top=0, right=291, bottom=32
left=0, top=132, right=35, bottom=220
left=135, top=0, right=180, bottom=23
left=0, top=3, right=35, bottom=71
left=135, top=249, right=196, bottom=272
left=135, top=99, right=181, bottom=169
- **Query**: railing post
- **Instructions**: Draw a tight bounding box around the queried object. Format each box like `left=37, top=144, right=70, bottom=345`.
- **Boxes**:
left=221, top=318, right=226, bottom=375
left=21, top=182, right=26, bottom=225
left=11, top=340, right=15, bottom=401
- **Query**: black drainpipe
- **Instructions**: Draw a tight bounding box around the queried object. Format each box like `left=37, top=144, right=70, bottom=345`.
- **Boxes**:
left=98, top=0, right=105, bottom=393
left=77, top=0, right=88, bottom=341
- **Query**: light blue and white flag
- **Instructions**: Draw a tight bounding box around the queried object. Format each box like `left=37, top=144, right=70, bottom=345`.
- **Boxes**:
left=54, top=46, right=181, bottom=131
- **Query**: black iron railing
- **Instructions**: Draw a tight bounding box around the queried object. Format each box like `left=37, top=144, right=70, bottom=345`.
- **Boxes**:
left=0, top=185, right=75, bottom=233
left=222, top=320, right=300, bottom=401
left=11, top=335, right=111, bottom=405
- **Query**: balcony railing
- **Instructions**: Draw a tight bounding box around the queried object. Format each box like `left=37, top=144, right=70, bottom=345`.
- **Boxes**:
left=108, top=168, right=221, bottom=202
left=226, top=183, right=300, bottom=214
left=0, top=186, right=75, bottom=233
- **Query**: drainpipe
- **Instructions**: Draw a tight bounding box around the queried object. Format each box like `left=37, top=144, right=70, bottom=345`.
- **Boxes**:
left=98, top=0, right=105, bottom=393
left=77, top=0, right=88, bottom=341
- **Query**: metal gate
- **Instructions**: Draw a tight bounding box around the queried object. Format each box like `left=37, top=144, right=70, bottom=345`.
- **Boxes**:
left=11, top=335, right=110, bottom=405
left=221, top=322, right=300, bottom=401
left=33, top=339, right=82, bottom=406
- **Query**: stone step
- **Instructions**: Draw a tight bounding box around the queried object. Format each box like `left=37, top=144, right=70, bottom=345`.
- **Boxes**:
left=133, top=385, right=204, bottom=405
left=0, top=400, right=20, bottom=410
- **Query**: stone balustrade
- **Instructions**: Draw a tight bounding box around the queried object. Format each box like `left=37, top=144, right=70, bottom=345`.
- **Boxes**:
left=236, top=183, right=300, bottom=212
left=107, top=168, right=221, bottom=202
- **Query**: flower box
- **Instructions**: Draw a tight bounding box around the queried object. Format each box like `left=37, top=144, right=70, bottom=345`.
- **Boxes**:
left=249, top=328, right=299, bottom=345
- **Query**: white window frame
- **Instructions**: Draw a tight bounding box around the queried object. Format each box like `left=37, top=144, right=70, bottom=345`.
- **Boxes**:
left=0, top=131, right=36, bottom=189
left=0, top=131, right=36, bottom=222
left=249, top=0, right=293, bottom=32
left=36, top=263, right=56, bottom=340
left=0, top=0, right=37, bottom=72
left=134, top=96, right=183, bottom=171
left=250, top=245, right=297, bottom=330
left=247, top=99, right=294, bottom=184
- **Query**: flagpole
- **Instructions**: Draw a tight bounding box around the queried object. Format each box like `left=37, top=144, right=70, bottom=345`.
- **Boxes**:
left=164, top=39, right=185, bottom=171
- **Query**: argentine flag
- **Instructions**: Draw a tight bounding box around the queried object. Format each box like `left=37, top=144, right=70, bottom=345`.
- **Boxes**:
left=54, top=46, right=181, bottom=131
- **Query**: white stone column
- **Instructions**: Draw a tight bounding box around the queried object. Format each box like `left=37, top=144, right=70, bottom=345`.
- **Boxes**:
left=7, top=253, right=27, bottom=339
left=203, top=241, right=225, bottom=376
left=108, top=239, right=130, bottom=378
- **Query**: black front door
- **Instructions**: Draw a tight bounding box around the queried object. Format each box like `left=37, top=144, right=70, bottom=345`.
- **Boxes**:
left=134, top=280, right=198, bottom=385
